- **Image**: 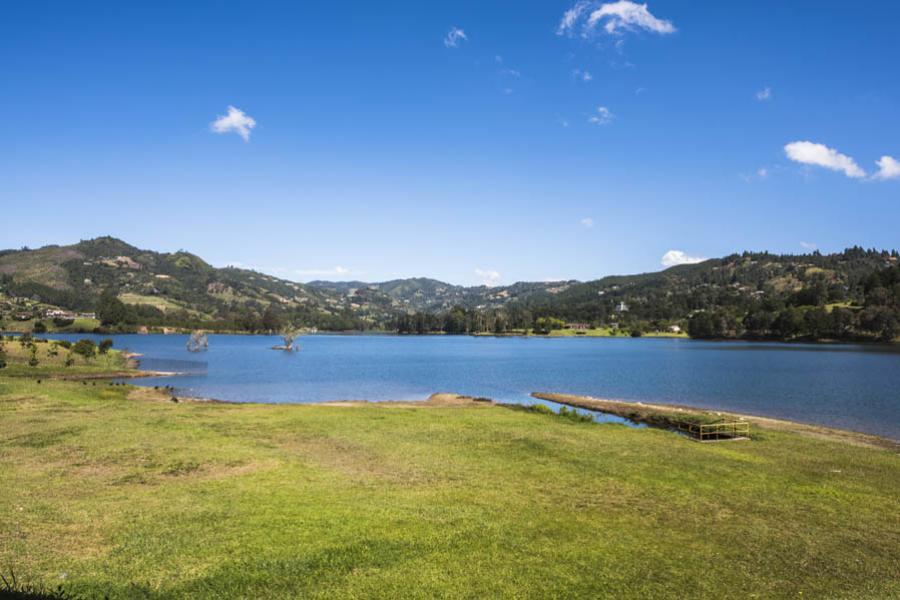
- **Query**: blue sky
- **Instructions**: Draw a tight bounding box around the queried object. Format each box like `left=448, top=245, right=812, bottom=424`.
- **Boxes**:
left=2, top=1, right=899, bottom=286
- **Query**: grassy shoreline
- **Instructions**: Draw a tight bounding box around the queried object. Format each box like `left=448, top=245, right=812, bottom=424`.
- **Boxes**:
left=2, top=378, right=899, bottom=598
left=2, top=343, right=899, bottom=598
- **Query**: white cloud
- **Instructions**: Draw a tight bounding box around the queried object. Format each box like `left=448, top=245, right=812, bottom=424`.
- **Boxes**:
left=580, top=217, right=595, bottom=228
left=444, top=27, right=467, bottom=48
left=873, top=155, right=900, bottom=180
left=800, top=241, right=817, bottom=250
left=661, top=250, right=705, bottom=268
left=572, top=68, right=593, bottom=82
left=291, top=266, right=351, bottom=277
left=756, top=87, right=772, bottom=101
left=475, top=268, right=501, bottom=287
left=588, top=106, right=614, bottom=125
left=559, top=1, right=675, bottom=37
left=211, top=106, right=256, bottom=142
left=784, top=141, right=866, bottom=178
left=501, top=68, right=521, bottom=78
left=220, top=262, right=355, bottom=281
left=557, top=1, right=591, bottom=35
left=740, top=167, right=769, bottom=183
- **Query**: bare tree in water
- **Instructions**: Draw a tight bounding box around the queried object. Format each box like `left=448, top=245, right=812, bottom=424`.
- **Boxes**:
left=278, top=329, right=300, bottom=351
left=186, top=330, right=208, bottom=352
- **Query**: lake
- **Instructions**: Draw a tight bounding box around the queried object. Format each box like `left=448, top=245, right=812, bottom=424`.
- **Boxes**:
left=43, top=333, right=900, bottom=440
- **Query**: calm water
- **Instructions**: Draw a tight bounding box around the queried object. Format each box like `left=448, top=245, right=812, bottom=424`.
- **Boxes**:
left=43, top=333, right=900, bottom=439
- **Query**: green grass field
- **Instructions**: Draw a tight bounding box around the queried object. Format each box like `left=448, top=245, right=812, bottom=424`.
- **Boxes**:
left=1, top=374, right=898, bottom=599
left=0, top=338, right=130, bottom=378
left=0, top=317, right=102, bottom=334
left=117, top=293, right=189, bottom=314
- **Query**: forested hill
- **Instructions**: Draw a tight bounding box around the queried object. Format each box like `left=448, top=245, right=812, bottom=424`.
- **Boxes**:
left=1, top=238, right=898, bottom=341
left=515, top=249, right=900, bottom=341
left=0, top=237, right=366, bottom=331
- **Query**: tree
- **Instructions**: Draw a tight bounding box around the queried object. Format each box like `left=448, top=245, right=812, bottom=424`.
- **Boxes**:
left=97, top=288, right=128, bottom=326
left=830, top=307, right=855, bottom=339
left=72, top=339, right=96, bottom=361
left=534, top=317, right=565, bottom=334
left=33, top=320, right=47, bottom=334
left=803, top=308, right=832, bottom=340
left=187, top=330, right=208, bottom=352
left=98, top=339, right=114, bottom=354
left=772, top=308, right=804, bottom=339
left=277, top=329, right=301, bottom=351
left=261, top=305, right=283, bottom=332
left=688, top=312, right=716, bottom=339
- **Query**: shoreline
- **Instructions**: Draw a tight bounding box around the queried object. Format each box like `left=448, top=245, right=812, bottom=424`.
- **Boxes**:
left=532, top=392, right=900, bottom=451
left=47, top=369, right=181, bottom=381
left=127, top=377, right=899, bottom=450
left=8, top=330, right=897, bottom=346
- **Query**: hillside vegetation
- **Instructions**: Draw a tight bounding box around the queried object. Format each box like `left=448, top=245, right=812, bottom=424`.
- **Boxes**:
left=2, top=238, right=899, bottom=341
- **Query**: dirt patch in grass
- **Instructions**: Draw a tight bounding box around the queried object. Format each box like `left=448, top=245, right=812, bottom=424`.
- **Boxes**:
left=126, top=387, right=174, bottom=403
left=319, top=393, right=494, bottom=409
left=279, top=433, right=437, bottom=485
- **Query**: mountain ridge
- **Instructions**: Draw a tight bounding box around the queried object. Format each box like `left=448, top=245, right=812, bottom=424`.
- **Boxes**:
left=1, top=237, right=898, bottom=341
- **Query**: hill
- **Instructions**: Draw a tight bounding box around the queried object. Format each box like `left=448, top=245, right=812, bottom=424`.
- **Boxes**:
left=1, top=238, right=898, bottom=341
left=0, top=237, right=368, bottom=332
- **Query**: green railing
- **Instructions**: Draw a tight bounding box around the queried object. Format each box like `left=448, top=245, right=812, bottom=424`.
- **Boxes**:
left=675, top=421, right=750, bottom=441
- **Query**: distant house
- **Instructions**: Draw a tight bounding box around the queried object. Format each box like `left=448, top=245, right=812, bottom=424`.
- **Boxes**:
left=668, top=325, right=682, bottom=334
left=566, top=322, right=590, bottom=330
left=615, top=301, right=629, bottom=312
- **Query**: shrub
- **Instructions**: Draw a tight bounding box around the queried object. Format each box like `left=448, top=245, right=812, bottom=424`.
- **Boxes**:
left=0, top=570, right=79, bottom=599
left=53, top=317, right=75, bottom=327
left=98, top=339, right=114, bottom=354
left=72, top=339, right=97, bottom=361
left=33, top=321, right=47, bottom=334
left=530, top=403, right=555, bottom=415
left=558, top=406, right=594, bottom=423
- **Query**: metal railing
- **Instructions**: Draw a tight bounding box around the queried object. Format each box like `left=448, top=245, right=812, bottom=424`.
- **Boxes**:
left=675, top=421, right=750, bottom=442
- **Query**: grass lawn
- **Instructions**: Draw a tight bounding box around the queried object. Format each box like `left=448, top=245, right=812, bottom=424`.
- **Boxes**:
left=0, top=338, right=130, bottom=378
left=0, top=317, right=102, bottom=334
left=117, top=293, right=191, bottom=314
left=1, top=374, right=898, bottom=599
